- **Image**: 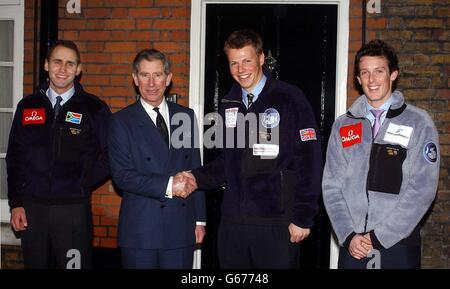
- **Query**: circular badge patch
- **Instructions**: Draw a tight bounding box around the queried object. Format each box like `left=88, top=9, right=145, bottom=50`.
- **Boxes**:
left=261, top=108, right=280, bottom=129
left=423, top=142, right=437, bottom=163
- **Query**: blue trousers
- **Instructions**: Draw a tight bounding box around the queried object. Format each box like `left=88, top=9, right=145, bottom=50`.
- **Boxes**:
left=217, top=218, right=301, bottom=269
left=121, top=246, right=194, bottom=269
left=338, top=244, right=421, bottom=269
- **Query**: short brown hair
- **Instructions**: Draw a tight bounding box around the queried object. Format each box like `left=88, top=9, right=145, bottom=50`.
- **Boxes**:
left=354, top=39, right=399, bottom=93
left=47, top=40, right=81, bottom=64
left=223, top=29, right=263, bottom=55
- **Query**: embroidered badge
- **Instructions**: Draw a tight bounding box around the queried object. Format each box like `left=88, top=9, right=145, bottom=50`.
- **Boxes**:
left=225, top=107, right=238, bottom=128
left=339, top=122, right=362, bottom=148
left=70, top=128, right=81, bottom=135
left=299, top=128, right=317, bottom=142
left=261, top=108, right=280, bottom=129
left=65, top=111, right=83, bottom=124
left=383, top=123, right=413, bottom=147
left=423, top=142, right=437, bottom=163
left=22, top=108, right=46, bottom=125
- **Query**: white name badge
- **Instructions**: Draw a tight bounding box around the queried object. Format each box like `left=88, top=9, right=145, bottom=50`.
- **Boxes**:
left=253, top=144, right=279, bottom=158
left=383, top=123, right=413, bottom=147
left=225, top=107, right=238, bottom=128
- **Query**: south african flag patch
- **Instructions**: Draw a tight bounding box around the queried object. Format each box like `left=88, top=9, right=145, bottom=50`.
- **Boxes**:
left=65, top=111, right=83, bottom=124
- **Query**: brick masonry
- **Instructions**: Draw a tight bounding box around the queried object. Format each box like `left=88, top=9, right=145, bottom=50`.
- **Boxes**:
left=2, top=0, right=448, bottom=268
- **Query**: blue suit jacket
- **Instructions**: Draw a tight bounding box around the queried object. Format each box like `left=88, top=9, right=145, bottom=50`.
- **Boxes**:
left=108, top=100, right=206, bottom=249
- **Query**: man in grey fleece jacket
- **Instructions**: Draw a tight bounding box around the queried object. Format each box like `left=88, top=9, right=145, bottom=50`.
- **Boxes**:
left=322, top=40, right=440, bottom=269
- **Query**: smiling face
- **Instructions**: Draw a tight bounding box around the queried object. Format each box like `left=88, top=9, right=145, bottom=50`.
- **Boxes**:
left=44, top=45, right=82, bottom=95
left=132, top=59, right=172, bottom=107
left=357, top=56, right=398, bottom=108
left=226, top=44, right=265, bottom=92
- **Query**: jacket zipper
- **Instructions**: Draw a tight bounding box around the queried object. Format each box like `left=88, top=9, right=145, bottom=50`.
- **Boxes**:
left=363, top=117, right=374, bottom=232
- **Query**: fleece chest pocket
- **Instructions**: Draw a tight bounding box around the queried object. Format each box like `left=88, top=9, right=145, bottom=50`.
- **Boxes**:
left=241, top=148, right=279, bottom=175
left=55, top=125, right=87, bottom=163
left=367, top=143, right=407, bottom=194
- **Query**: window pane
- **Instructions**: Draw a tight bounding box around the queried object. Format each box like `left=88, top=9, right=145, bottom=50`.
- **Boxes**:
left=1, top=112, right=13, bottom=154
left=1, top=159, right=7, bottom=199
left=0, top=20, right=14, bottom=62
left=0, top=66, right=13, bottom=107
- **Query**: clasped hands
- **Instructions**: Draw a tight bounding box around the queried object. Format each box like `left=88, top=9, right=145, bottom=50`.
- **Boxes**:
left=349, top=233, right=373, bottom=259
left=172, top=171, right=197, bottom=198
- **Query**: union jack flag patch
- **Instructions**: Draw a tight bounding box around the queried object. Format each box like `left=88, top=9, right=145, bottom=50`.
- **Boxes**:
left=299, top=128, right=317, bottom=142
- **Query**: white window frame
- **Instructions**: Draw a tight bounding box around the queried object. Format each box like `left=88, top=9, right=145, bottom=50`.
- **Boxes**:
left=0, top=1, right=24, bottom=227
left=189, top=0, right=348, bottom=269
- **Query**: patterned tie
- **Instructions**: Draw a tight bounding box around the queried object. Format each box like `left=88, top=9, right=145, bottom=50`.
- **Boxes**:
left=370, top=109, right=384, bottom=138
left=54, top=96, right=63, bottom=118
left=153, top=107, right=169, bottom=145
left=247, top=93, right=254, bottom=109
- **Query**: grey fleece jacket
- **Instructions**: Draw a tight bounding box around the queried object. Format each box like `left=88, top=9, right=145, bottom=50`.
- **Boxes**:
left=322, top=90, right=440, bottom=249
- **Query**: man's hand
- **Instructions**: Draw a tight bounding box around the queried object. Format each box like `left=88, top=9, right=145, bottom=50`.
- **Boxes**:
left=288, top=223, right=310, bottom=243
left=11, top=207, right=28, bottom=232
left=348, top=234, right=373, bottom=259
left=172, top=171, right=198, bottom=198
left=195, top=225, right=206, bottom=244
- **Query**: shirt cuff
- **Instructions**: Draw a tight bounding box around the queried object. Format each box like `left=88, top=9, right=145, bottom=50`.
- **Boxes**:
left=196, top=222, right=206, bottom=226
left=165, top=176, right=173, bottom=199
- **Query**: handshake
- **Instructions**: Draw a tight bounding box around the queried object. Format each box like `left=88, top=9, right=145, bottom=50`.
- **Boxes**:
left=172, top=171, right=198, bottom=198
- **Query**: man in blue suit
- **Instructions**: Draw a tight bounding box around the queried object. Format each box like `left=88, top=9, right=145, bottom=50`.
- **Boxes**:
left=108, top=49, right=206, bottom=269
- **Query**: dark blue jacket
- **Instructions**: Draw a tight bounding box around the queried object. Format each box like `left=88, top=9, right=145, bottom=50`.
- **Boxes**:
left=6, top=82, right=111, bottom=208
left=193, top=72, right=323, bottom=228
left=108, top=101, right=206, bottom=249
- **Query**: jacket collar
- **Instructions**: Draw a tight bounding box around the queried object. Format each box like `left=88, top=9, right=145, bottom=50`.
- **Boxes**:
left=38, top=81, right=85, bottom=103
left=347, top=90, right=406, bottom=119
left=223, top=69, right=276, bottom=103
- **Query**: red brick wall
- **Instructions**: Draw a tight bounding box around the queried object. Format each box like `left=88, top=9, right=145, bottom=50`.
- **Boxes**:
left=17, top=0, right=448, bottom=267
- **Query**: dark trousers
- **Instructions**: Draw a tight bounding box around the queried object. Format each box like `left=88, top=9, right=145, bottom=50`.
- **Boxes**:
left=20, top=201, right=93, bottom=269
left=338, top=244, right=421, bottom=269
left=121, top=246, right=194, bottom=269
left=217, top=218, right=301, bottom=269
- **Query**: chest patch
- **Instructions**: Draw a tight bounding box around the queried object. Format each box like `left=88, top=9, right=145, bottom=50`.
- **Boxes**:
left=340, top=122, right=362, bottom=148
left=383, top=123, right=413, bottom=147
left=225, top=107, right=239, bottom=128
left=22, top=108, right=46, bottom=125
left=261, top=108, right=280, bottom=129
left=65, top=111, right=83, bottom=125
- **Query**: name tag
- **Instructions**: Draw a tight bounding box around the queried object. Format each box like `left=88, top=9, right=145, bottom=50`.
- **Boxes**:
left=225, top=107, right=238, bottom=128
left=253, top=144, right=279, bottom=158
left=383, top=123, right=413, bottom=147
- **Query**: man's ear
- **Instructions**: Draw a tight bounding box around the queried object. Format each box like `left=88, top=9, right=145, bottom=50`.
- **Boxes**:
left=259, top=52, right=265, bottom=66
left=44, top=59, right=49, bottom=72
left=390, top=70, right=399, bottom=81
left=166, top=72, right=173, bottom=87
left=132, top=73, right=139, bottom=86
left=76, top=63, right=82, bottom=76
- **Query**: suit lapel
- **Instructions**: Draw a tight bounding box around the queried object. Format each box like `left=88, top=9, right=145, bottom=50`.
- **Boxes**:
left=133, top=101, right=170, bottom=155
